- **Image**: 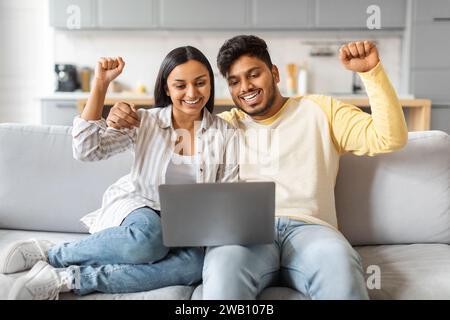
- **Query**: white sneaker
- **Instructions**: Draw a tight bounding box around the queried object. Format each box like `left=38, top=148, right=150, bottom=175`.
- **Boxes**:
left=0, top=274, right=16, bottom=299
left=8, top=261, right=63, bottom=300
left=0, top=239, right=54, bottom=274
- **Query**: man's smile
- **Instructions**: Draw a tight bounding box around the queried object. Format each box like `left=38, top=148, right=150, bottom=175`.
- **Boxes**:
left=240, top=89, right=262, bottom=106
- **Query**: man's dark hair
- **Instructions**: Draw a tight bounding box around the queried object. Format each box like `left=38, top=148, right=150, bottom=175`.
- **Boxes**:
left=154, top=46, right=215, bottom=113
left=217, top=35, right=273, bottom=77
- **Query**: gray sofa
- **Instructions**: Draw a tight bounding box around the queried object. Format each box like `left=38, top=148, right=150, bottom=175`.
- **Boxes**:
left=0, top=123, right=449, bottom=300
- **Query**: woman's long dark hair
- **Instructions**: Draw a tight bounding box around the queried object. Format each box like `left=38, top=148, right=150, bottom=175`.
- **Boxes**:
left=154, top=46, right=215, bottom=113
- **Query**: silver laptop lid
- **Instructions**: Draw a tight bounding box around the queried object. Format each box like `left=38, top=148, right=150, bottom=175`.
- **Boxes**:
left=158, top=182, right=275, bottom=247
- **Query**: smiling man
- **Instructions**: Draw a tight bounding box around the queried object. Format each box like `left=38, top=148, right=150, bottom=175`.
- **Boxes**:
left=201, top=35, right=408, bottom=300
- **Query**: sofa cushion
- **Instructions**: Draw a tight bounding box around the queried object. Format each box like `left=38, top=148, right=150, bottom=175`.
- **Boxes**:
left=2, top=230, right=449, bottom=300
left=191, top=244, right=450, bottom=300
left=355, top=244, right=450, bottom=299
left=0, top=229, right=195, bottom=300
left=59, top=286, right=194, bottom=300
left=191, top=284, right=308, bottom=300
left=0, top=123, right=133, bottom=233
left=336, top=130, right=450, bottom=245
left=0, top=229, right=87, bottom=247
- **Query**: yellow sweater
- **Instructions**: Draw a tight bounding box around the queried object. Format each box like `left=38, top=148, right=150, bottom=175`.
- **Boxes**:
left=218, top=63, right=408, bottom=229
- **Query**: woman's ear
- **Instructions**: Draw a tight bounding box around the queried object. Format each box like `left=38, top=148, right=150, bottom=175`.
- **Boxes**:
left=165, top=86, right=170, bottom=97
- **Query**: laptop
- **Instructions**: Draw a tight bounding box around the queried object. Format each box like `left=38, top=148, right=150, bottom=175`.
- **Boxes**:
left=158, top=182, right=275, bottom=247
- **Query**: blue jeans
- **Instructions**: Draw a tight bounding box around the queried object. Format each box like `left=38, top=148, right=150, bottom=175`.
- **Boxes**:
left=47, top=207, right=204, bottom=296
left=202, top=217, right=369, bottom=300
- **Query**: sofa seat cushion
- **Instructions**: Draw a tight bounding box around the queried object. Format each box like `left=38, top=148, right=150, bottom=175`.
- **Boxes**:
left=0, top=229, right=88, bottom=247
left=2, top=230, right=450, bottom=300
left=356, top=244, right=450, bottom=300
left=191, top=284, right=308, bottom=300
left=0, top=229, right=195, bottom=300
left=192, top=244, right=450, bottom=300
left=58, top=286, right=194, bottom=300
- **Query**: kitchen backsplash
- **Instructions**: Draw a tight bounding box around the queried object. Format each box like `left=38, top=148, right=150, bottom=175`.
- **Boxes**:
left=54, top=30, right=402, bottom=98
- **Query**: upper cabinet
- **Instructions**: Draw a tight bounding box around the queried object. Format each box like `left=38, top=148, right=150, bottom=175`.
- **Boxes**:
left=413, top=0, right=450, bottom=23
left=160, top=0, right=248, bottom=29
left=49, top=0, right=155, bottom=29
left=411, top=24, right=450, bottom=69
left=410, top=0, right=450, bottom=104
left=97, top=0, right=155, bottom=29
left=314, top=0, right=406, bottom=29
left=49, top=0, right=407, bottom=30
left=411, top=0, right=450, bottom=68
left=251, top=0, right=310, bottom=29
left=49, top=0, right=97, bottom=29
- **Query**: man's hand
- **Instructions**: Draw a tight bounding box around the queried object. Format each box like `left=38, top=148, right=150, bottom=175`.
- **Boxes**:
left=106, top=102, right=140, bottom=129
left=95, top=56, right=125, bottom=84
left=339, top=41, right=379, bottom=73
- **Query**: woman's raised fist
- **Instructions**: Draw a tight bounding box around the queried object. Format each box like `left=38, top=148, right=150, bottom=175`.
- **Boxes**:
left=95, top=56, right=125, bottom=83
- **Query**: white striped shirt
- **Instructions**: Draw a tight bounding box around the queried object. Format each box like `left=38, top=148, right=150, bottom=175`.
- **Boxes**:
left=72, top=105, right=239, bottom=234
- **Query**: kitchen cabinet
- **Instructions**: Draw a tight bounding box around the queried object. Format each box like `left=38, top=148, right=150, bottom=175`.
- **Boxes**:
left=159, top=0, right=248, bottom=29
left=49, top=0, right=97, bottom=29
left=411, top=70, right=450, bottom=105
left=413, top=0, right=450, bottom=23
left=431, top=106, right=450, bottom=134
left=314, top=0, right=406, bottom=29
left=41, top=100, right=79, bottom=126
left=251, top=0, right=310, bottom=29
left=409, top=0, right=450, bottom=106
left=97, top=0, right=155, bottom=29
left=411, top=24, right=450, bottom=69
left=49, top=0, right=409, bottom=30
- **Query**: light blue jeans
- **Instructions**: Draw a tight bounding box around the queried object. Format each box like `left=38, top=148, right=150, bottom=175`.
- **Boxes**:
left=202, top=217, right=369, bottom=300
left=47, top=207, right=204, bottom=296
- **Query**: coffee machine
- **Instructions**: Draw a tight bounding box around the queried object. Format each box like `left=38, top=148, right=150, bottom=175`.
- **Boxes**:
left=54, top=64, right=79, bottom=92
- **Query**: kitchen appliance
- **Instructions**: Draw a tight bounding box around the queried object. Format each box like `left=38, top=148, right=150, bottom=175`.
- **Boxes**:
left=55, top=64, right=79, bottom=92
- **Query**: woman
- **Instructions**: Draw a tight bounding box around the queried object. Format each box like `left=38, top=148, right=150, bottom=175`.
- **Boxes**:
left=2, top=46, right=238, bottom=299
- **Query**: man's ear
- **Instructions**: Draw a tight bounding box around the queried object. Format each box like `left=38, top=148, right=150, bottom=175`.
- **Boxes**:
left=271, top=65, right=281, bottom=83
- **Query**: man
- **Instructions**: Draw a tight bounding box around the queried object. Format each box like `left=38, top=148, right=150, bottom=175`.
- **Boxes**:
left=200, top=35, right=407, bottom=300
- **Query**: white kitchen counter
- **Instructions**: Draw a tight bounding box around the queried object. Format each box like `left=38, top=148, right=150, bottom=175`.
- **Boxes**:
left=41, top=91, right=429, bottom=131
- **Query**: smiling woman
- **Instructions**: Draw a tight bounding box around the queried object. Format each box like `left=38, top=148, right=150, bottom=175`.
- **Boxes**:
left=154, top=46, right=215, bottom=115
left=2, top=45, right=239, bottom=300
left=151, top=46, right=216, bottom=156
left=165, top=61, right=211, bottom=133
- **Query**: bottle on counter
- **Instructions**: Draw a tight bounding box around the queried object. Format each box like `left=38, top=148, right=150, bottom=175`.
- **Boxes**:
left=135, top=82, right=148, bottom=94
left=297, top=63, right=308, bottom=96
left=286, top=63, right=298, bottom=96
left=80, top=67, right=92, bottom=92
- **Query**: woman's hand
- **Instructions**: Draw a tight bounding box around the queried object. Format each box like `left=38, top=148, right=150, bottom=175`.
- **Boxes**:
left=95, top=56, right=125, bottom=84
left=106, top=101, right=141, bottom=129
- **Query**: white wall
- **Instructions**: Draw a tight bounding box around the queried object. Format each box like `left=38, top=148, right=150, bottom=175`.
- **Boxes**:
left=0, top=0, right=54, bottom=123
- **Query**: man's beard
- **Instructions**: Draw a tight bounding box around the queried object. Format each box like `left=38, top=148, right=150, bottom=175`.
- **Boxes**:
left=236, top=79, right=276, bottom=117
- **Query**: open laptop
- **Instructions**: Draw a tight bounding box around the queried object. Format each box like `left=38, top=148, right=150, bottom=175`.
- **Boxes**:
left=158, top=182, right=275, bottom=247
